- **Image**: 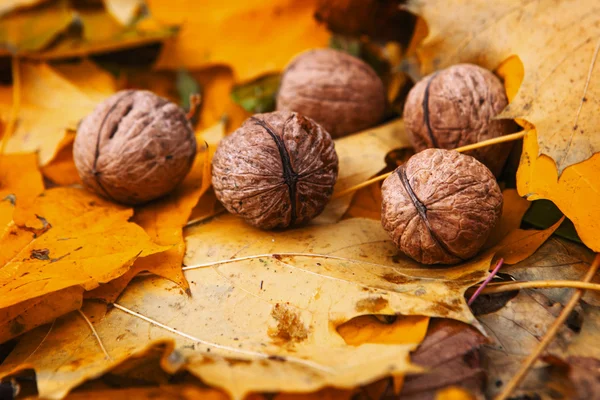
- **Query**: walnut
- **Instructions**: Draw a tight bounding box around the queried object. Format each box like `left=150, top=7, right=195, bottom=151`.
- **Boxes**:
left=212, top=111, right=338, bottom=229
left=74, top=90, right=196, bottom=205
left=381, top=149, right=502, bottom=265
left=276, top=49, right=386, bottom=138
left=403, top=63, right=514, bottom=176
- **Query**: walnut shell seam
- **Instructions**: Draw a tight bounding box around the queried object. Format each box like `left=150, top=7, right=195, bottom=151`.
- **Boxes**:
left=396, top=165, right=466, bottom=262
left=250, top=115, right=300, bottom=225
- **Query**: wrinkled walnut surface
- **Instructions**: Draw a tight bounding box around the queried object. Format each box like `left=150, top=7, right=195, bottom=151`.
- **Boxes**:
left=212, top=111, right=338, bottom=229
left=381, top=149, right=503, bottom=265
left=403, top=63, right=514, bottom=176
left=277, top=49, right=386, bottom=138
left=74, top=90, right=196, bottom=205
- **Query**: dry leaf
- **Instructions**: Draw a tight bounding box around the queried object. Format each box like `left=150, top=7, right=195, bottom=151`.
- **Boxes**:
left=14, top=2, right=176, bottom=60
left=148, top=0, right=330, bottom=82
left=567, top=304, right=600, bottom=361
left=477, top=290, right=574, bottom=398
left=0, top=0, right=48, bottom=17
left=0, top=153, right=44, bottom=230
left=0, top=187, right=168, bottom=343
left=0, top=216, right=490, bottom=399
left=0, top=1, right=75, bottom=53
left=342, top=181, right=383, bottom=221
left=41, top=132, right=80, bottom=186
left=103, top=0, right=143, bottom=26
left=484, top=189, right=530, bottom=248
left=0, top=60, right=116, bottom=165
left=315, top=119, right=410, bottom=224
left=400, top=319, right=487, bottom=399
left=191, top=67, right=250, bottom=132
left=406, top=0, right=600, bottom=252
left=505, top=237, right=600, bottom=307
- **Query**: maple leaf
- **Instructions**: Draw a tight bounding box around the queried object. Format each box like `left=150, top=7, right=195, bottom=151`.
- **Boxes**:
left=0, top=187, right=168, bottom=343
left=0, top=60, right=116, bottom=165
left=146, top=0, right=330, bottom=82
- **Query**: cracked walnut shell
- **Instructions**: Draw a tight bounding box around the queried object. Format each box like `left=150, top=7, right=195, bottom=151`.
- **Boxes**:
left=403, top=63, right=514, bottom=176
left=276, top=48, right=386, bottom=138
left=381, top=149, right=502, bottom=265
left=74, top=90, right=197, bottom=205
left=212, top=111, right=338, bottom=229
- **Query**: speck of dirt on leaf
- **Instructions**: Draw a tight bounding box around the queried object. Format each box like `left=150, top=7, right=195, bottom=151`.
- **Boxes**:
left=382, top=272, right=412, bottom=285
left=2, top=194, right=16, bottom=206
left=268, top=303, right=309, bottom=344
left=355, top=296, right=389, bottom=313
left=30, top=248, right=50, bottom=261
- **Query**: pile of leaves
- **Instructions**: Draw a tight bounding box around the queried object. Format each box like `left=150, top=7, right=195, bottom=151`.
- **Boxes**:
left=0, top=0, right=599, bottom=399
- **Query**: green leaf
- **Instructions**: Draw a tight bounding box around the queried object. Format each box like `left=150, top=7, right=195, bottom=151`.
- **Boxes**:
left=230, top=74, right=280, bottom=113
left=522, top=200, right=582, bottom=244
left=176, top=68, right=200, bottom=109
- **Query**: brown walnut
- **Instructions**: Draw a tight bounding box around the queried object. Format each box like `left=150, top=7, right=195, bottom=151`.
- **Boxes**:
left=212, top=111, right=338, bottom=229
left=381, top=149, right=502, bottom=265
left=74, top=90, right=196, bottom=205
left=403, top=63, right=514, bottom=176
left=276, top=48, right=386, bottom=138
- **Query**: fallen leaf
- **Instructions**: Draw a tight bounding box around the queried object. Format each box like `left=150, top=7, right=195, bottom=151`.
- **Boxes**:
left=484, top=189, right=530, bottom=248
left=40, top=132, right=80, bottom=186
left=0, top=60, right=116, bottom=165
left=342, top=181, right=382, bottom=220
left=148, top=0, right=331, bottom=82
left=0, top=0, right=48, bottom=17
left=477, top=290, right=574, bottom=398
left=406, top=0, right=600, bottom=253
left=230, top=74, right=281, bottom=114
left=191, top=67, right=250, bottom=132
left=567, top=304, right=600, bottom=360
left=0, top=215, right=491, bottom=399
left=19, top=3, right=177, bottom=60
left=0, top=153, right=44, bottom=229
left=505, top=237, right=600, bottom=307
left=103, top=0, right=143, bottom=26
left=435, top=386, right=477, bottom=400
left=0, top=187, right=168, bottom=342
left=337, top=315, right=429, bottom=346
left=522, top=200, right=581, bottom=244
left=400, top=319, right=487, bottom=399
left=0, top=0, right=75, bottom=53
left=88, top=123, right=221, bottom=301
left=314, top=119, right=411, bottom=224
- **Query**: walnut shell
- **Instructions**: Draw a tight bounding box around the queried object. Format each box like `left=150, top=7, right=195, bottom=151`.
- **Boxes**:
left=276, top=49, right=386, bottom=138
left=403, top=63, right=514, bottom=176
left=74, top=90, right=196, bottom=205
left=381, top=149, right=502, bottom=265
left=212, top=111, right=338, bottom=229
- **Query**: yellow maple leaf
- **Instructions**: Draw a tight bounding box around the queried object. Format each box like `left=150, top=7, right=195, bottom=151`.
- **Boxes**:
left=0, top=60, right=116, bottom=165
left=406, top=0, right=600, bottom=252
left=0, top=187, right=168, bottom=343
left=147, top=0, right=331, bottom=82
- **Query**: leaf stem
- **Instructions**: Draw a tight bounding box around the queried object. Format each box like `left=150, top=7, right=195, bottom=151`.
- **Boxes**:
left=495, top=252, right=600, bottom=400
left=77, top=309, right=111, bottom=360
left=332, top=130, right=528, bottom=199
left=467, top=280, right=600, bottom=295
left=468, top=258, right=504, bottom=305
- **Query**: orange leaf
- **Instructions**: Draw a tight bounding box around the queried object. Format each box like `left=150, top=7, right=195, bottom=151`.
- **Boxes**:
left=148, top=0, right=330, bottom=82
left=337, top=315, right=429, bottom=346
left=0, top=187, right=168, bottom=341
left=0, top=152, right=44, bottom=229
